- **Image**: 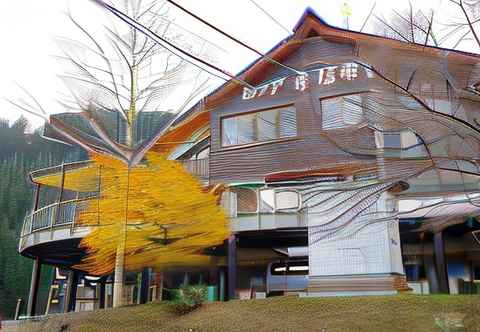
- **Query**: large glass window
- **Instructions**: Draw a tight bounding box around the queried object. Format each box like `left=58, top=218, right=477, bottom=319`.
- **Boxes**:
left=321, top=94, right=363, bottom=130
left=221, top=106, right=297, bottom=147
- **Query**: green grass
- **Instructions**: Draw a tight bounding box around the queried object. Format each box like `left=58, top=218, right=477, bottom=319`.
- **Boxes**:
left=14, top=295, right=480, bottom=332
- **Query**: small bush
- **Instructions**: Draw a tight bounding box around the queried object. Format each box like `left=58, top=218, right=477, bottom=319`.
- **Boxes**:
left=170, top=284, right=207, bottom=315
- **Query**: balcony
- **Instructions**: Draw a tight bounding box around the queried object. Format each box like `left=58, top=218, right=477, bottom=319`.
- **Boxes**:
left=19, top=158, right=209, bottom=265
left=180, top=158, right=209, bottom=182
left=19, top=198, right=95, bottom=256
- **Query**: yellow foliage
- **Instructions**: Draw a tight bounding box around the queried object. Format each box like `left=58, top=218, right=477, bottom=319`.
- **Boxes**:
left=74, top=152, right=229, bottom=275
left=34, top=164, right=99, bottom=192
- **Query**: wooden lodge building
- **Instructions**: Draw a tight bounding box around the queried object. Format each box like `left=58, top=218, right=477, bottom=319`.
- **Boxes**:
left=17, top=8, right=480, bottom=315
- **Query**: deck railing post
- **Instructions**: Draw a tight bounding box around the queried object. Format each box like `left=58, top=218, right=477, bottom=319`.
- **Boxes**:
left=29, top=213, right=34, bottom=234
left=55, top=163, right=66, bottom=226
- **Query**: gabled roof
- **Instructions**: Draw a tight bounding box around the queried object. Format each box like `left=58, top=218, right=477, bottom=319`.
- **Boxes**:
left=147, top=7, right=480, bottom=156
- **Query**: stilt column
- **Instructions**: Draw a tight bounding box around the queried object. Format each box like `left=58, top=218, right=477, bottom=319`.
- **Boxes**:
left=227, top=234, right=237, bottom=300
left=99, top=277, right=106, bottom=309
left=433, top=231, right=449, bottom=293
left=27, top=258, right=42, bottom=317
left=139, top=267, right=150, bottom=304
left=64, top=270, right=79, bottom=313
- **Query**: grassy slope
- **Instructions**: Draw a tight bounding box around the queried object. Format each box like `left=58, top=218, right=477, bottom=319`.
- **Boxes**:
left=16, top=295, right=480, bottom=332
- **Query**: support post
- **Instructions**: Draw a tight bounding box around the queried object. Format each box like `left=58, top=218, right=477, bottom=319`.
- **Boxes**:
left=55, top=163, right=66, bottom=226
left=434, top=231, right=450, bottom=294
left=44, top=266, right=56, bottom=315
left=219, top=267, right=226, bottom=302
left=155, top=271, right=163, bottom=301
left=32, top=183, right=41, bottom=211
left=99, top=277, right=106, bottom=309
left=14, top=298, right=22, bottom=320
left=139, top=268, right=150, bottom=304
left=64, top=270, right=79, bottom=313
left=227, top=234, right=237, bottom=300
left=424, top=255, right=440, bottom=293
left=470, top=261, right=475, bottom=295
left=27, top=258, right=41, bottom=317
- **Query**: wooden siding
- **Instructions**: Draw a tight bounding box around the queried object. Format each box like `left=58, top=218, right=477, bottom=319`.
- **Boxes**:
left=209, top=38, right=379, bottom=184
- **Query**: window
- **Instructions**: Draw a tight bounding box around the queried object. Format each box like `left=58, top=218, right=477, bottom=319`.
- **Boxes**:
left=233, top=188, right=300, bottom=214
left=377, top=129, right=427, bottom=158
left=221, top=106, right=297, bottom=146
left=276, top=191, right=300, bottom=210
left=270, top=261, right=309, bottom=275
left=379, top=130, right=421, bottom=149
left=195, top=147, right=210, bottom=160
left=232, top=188, right=257, bottom=213
left=383, top=132, right=401, bottom=148
left=321, top=94, right=363, bottom=129
left=260, top=189, right=275, bottom=213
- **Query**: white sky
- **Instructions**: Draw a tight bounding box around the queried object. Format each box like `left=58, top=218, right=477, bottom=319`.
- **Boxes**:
left=0, top=0, right=472, bottom=127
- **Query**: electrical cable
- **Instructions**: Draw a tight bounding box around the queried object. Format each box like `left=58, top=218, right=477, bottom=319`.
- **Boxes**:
left=166, top=0, right=304, bottom=75
left=248, top=0, right=292, bottom=36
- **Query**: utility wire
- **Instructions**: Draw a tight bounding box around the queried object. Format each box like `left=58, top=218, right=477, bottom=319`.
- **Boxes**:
left=90, top=0, right=255, bottom=89
left=360, top=2, right=376, bottom=32
left=248, top=0, right=292, bottom=36
left=166, top=0, right=304, bottom=75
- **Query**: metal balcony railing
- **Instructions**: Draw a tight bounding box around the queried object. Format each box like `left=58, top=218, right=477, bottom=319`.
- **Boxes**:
left=20, top=158, right=208, bottom=246
left=21, top=198, right=94, bottom=237
left=30, top=160, right=93, bottom=182
left=180, top=158, right=209, bottom=180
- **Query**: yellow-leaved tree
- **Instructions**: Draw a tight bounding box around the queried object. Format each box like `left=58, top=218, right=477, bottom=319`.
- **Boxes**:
left=74, top=152, right=228, bottom=276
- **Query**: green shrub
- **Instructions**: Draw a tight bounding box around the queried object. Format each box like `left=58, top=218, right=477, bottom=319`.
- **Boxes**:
left=170, top=284, right=207, bottom=315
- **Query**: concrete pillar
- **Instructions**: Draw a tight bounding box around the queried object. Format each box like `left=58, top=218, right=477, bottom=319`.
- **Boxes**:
left=227, top=234, right=237, bottom=300
left=424, top=255, right=439, bottom=293
left=139, top=268, right=150, bottom=304
left=64, top=270, right=79, bottom=313
left=27, top=258, right=42, bottom=317
left=433, top=231, right=450, bottom=293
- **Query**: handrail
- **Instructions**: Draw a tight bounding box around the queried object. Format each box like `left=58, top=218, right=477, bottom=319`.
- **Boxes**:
left=180, top=158, right=209, bottom=178
left=21, top=197, right=95, bottom=237
left=30, top=160, right=93, bottom=182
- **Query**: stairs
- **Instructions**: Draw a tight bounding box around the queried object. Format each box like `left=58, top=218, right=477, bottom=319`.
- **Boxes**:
left=308, top=274, right=410, bottom=294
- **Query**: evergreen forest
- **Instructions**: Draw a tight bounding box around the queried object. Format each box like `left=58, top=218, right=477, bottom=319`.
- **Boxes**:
left=0, top=117, right=84, bottom=319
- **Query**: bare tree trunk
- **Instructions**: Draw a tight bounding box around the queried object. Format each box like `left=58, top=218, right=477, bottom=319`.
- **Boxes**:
left=112, top=230, right=127, bottom=307
left=113, top=63, right=137, bottom=307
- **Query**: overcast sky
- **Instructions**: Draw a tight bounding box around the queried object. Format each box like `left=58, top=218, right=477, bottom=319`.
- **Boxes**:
left=0, top=0, right=469, bottom=127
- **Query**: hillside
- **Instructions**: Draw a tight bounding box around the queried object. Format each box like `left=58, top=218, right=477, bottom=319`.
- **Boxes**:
left=0, top=117, right=84, bottom=319
left=6, top=295, right=480, bottom=332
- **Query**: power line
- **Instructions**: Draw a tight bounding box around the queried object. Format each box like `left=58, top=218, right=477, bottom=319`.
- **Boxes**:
left=166, top=0, right=303, bottom=75
left=90, top=0, right=255, bottom=89
left=248, top=0, right=292, bottom=36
